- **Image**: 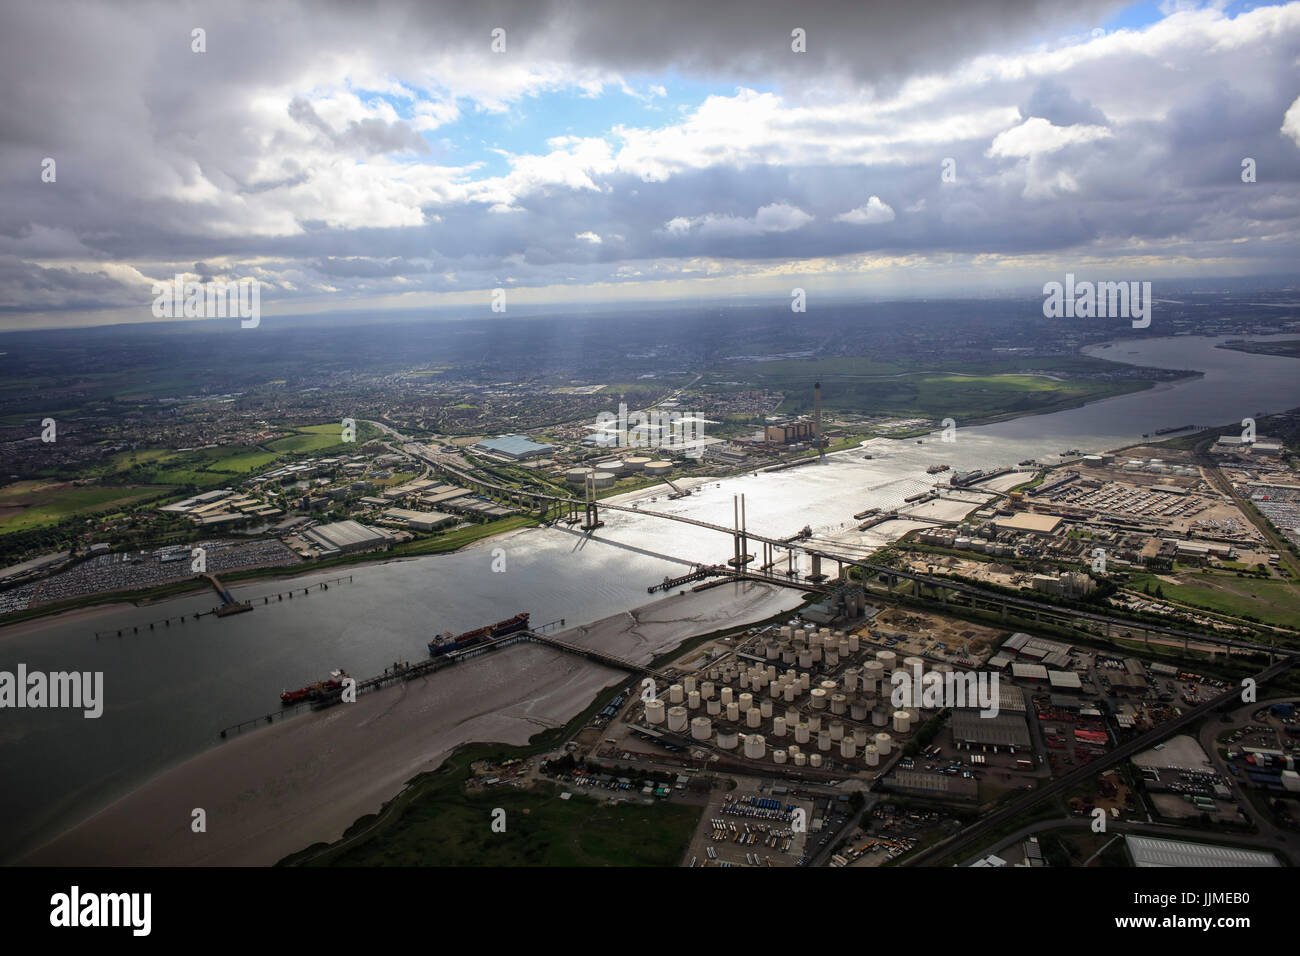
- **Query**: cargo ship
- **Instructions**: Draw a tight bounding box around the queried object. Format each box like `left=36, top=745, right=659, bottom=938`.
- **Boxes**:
left=428, top=612, right=530, bottom=658
left=280, top=669, right=349, bottom=705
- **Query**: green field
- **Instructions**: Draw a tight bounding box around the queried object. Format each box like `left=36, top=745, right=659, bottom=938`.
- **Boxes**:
left=267, top=422, right=376, bottom=454
left=1127, top=571, right=1300, bottom=629
left=316, top=775, right=699, bottom=866
left=0, top=480, right=173, bottom=533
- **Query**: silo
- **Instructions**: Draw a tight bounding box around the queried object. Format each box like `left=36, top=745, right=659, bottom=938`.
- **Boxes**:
left=759, top=700, right=773, bottom=719
left=809, top=630, right=823, bottom=649
left=829, top=721, right=845, bottom=742
left=746, top=708, right=761, bottom=729
left=667, top=706, right=688, bottom=733
left=691, top=716, right=712, bottom=740
left=706, top=698, right=721, bottom=716
left=720, top=686, right=733, bottom=706
left=817, top=730, right=832, bottom=752
left=810, top=688, right=827, bottom=710
left=853, top=727, right=868, bottom=748
left=893, top=710, right=913, bottom=734
left=850, top=698, right=870, bottom=722
left=872, top=706, right=890, bottom=727
left=744, top=734, right=766, bottom=760
left=716, top=727, right=739, bottom=750
left=864, top=745, right=880, bottom=767
left=688, top=691, right=701, bottom=710
left=645, top=699, right=665, bottom=725
left=810, top=754, right=823, bottom=769
left=811, top=646, right=823, bottom=664
left=773, top=749, right=788, bottom=765
left=726, top=702, right=739, bottom=723
left=738, top=692, right=753, bottom=713
left=668, top=684, right=684, bottom=704
left=841, top=738, right=858, bottom=759
left=772, top=716, right=787, bottom=737
left=873, top=732, right=893, bottom=756
left=795, top=722, right=810, bottom=744
left=701, top=680, right=715, bottom=700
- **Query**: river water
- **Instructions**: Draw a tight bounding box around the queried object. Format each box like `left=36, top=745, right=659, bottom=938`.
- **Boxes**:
left=1, top=333, right=1297, bottom=860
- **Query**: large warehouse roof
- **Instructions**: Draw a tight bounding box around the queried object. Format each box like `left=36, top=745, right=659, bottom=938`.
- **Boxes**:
left=473, top=435, right=555, bottom=458
left=1125, top=836, right=1280, bottom=867
left=304, top=520, right=392, bottom=551
left=950, top=712, right=1032, bottom=749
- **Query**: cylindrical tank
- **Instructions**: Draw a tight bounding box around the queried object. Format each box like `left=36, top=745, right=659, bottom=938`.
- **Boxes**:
left=691, top=716, right=712, bottom=740
left=872, top=706, right=890, bottom=727
left=746, top=707, right=761, bottom=728
left=787, top=744, right=801, bottom=758
left=785, top=707, right=799, bottom=725
left=795, top=722, right=810, bottom=744
left=864, top=745, right=880, bottom=767
left=701, top=680, right=714, bottom=700
left=794, top=629, right=807, bottom=642
left=817, top=730, right=832, bottom=752
left=683, top=676, right=697, bottom=695
left=851, top=698, right=870, bottom=721
left=829, top=721, right=845, bottom=742
left=863, top=661, right=884, bottom=693
left=853, top=727, right=868, bottom=748
left=744, top=734, right=766, bottom=759
left=759, top=699, right=773, bottom=719
left=841, top=738, right=858, bottom=759
left=782, top=647, right=796, bottom=665
left=738, top=692, right=753, bottom=713
left=772, top=716, right=787, bottom=737
left=798, top=651, right=813, bottom=669
left=565, top=467, right=594, bottom=486
left=808, top=714, right=822, bottom=732
left=810, top=688, right=827, bottom=710
left=874, top=732, right=893, bottom=756
left=893, top=710, right=913, bottom=734
left=810, top=753, right=823, bottom=769
left=644, top=460, right=673, bottom=476
left=645, top=699, right=665, bottom=725
left=667, top=706, right=688, bottom=733
left=738, top=673, right=750, bottom=690
left=716, top=727, right=739, bottom=750
left=830, top=693, right=847, bottom=715
left=765, top=643, right=780, bottom=661
left=688, top=690, right=701, bottom=710
left=668, top=684, right=684, bottom=704
left=842, top=668, right=860, bottom=693
left=780, top=626, right=793, bottom=640
left=848, top=633, right=860, bottom=653
left=768, top=681, right=781, bottom=699
left=726, top=702, right=739, bottom=723
left=794, top=752, right=807, bottom=767
left=773, top=749, right=787, bottom=765
left=825, top=649, right=839, bottom=667
left=706, top=698, right=721, bottom=716
left=783, top=683, right=796, bottom=703
left=903, top=656, right=925, bottom=678
left=623, top=456, right=651, bottom=472
left=766, top=665, right=777, bottom=681
left=798, top=674, right=811, bottom=693
left=876, top=650, right=897, bottom=669
left=720, top=686, right=733, bottom=705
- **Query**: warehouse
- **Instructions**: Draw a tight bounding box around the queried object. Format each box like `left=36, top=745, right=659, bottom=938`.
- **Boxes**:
left=472, top=435, right=555, bottom=459
left=951, top=711, right=1032, bottom=750
left=1124, top=835, right=1280, bottom=867
left=302, top=521, right=393, bottom=556
left=382, top=508, right=457, bottom=532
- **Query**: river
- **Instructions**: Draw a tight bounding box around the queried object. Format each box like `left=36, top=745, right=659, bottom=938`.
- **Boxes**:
left=1, top=333, right=1297, bottom=861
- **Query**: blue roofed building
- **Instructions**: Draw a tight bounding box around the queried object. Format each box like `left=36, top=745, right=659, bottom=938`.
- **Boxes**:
left=472, top=435, right=556, bottom=460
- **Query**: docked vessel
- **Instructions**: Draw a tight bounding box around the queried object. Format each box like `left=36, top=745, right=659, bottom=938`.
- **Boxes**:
left=427, top=612, right=530, bottom=658
left=280, top=669, right=349, bottom=705
left=926, top=464, right=949, bottom=474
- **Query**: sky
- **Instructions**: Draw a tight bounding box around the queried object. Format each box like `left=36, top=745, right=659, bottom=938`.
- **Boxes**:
left=1, top=0, right=1299, bottom=329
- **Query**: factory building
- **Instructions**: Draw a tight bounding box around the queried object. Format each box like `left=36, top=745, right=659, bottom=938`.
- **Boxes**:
left=765, top=420, right=814, bottom=444
left=1124, top=835, right=1280, bottom=867
left=382, top=508, right=458, bottom=532
left=472, top=435, right=556, bottom=460
left=950, top=711, right=1032, bottom=750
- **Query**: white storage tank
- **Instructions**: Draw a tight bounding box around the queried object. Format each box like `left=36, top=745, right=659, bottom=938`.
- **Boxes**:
left=668, top=683, right=684, bottom=704
left=876, top=650, right=897, bottom=669
left=746, top=708, right=762, bottom=728
left=738, top=692, right=753, bottom=713
left=808, top=714, right=822, bottom=732
left=795, top=722, right=810, bottom=744
left=848, top=633, right=860, bottom=653
left=825, top=648, right=839, bottom=667
left=765, top=643, right=780, bottom=661
left=716, top=727, right=739, bottom=750
left=874, top=732, right=893, bottom=756
left=623, top=456, right=651, bottom=473
left=744, top=734, right=766, bottom=760
left=783, top=683, right=797, bottom=702
left=893, top=710, right=913, bottom=733
left=817, top=730, right=832, bottom=752
left=829, top=721, right=845, bottom=742
left=794, top=752, right=808, bottom=767
left=798, top=674, right=811, bottom=693
left=902, top=656, right=925, bottom=675
left=841, top=738, right=858, bottom=759
left=850, top=698, right=870, bottom=722
left=701, top=680, right=715, bottom=700
left=864, top=744, right=880, bottom=767
left=768, top=681, right=781, bottom=699
left=667, top=706, right=688, bottom=733
left=772, top=716, right=787, bottom=737
left=798, top=650, right=813, bottom=669
left=644, top=460, right=673, bottom=476
left=773, top=749, right=788, bottom=765
left=688, top=690, right=701, bottom=710
left=645, top=699, right=665, bottom=725
left=726, top=702, right=739, bottom=722
left=810, top=753, right=823, bottom=769
left=830, top=693, right=847, bottom=716
left=691, top=716, right=712, bottom=740
left=784, top=707, right=799, bottom=725
left=872, top=706, right=890, bottom=727
left=810, top=688, right=827, bottom=710
left=720, top=686, right=733, bottom=705
left=759, top=699, right=773, bottom=719
left=842, top=668, right=860, bottom=693
left=683, top=676, right=697, bottom=695
left=853, top=727, right=868, bottom=748
left=706, top=698, right=721, bottom=716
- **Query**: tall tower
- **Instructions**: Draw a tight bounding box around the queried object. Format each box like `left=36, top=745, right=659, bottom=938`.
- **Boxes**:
left=814, top=381, right=824, bottom=463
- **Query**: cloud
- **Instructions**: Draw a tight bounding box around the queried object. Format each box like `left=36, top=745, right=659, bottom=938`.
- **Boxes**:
left=1284, top=94, right=1300, bottom=148
left=835, top=197, right=895, bottom=225
left=663, top=203, right=814, bottom=237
